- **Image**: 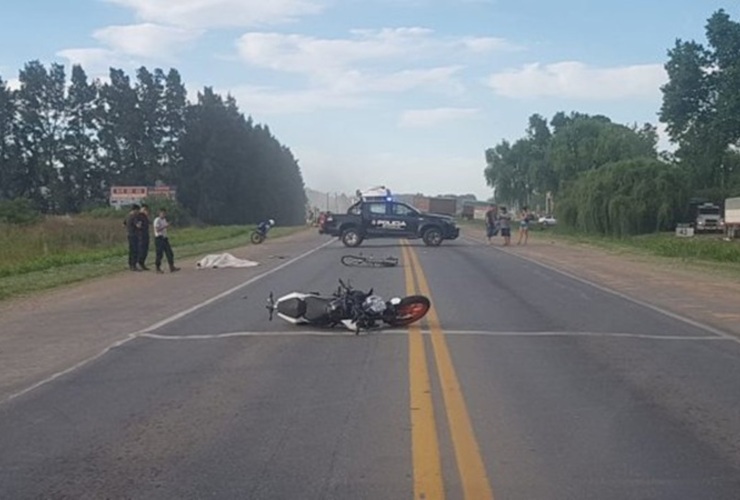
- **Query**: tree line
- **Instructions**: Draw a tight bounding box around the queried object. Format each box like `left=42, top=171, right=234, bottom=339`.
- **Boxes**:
left=0, top=62, right=307, bottom=225
left=484, top=9, right=740, bottom=236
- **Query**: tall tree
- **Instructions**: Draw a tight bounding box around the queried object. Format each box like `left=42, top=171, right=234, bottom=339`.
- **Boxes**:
left=0, top=76, right=18, bottom=200
left=548, top=113, right=656, bottom=187
left=14, top=61, right=67, bottom=212
left=135, top=66, right=165, bottom=184
left=60, top=65, right=100, bottom=212
left=179, top=88, right=246, bottom=223
left=660, top=9, right=740, bottom=190
left=179, top=87, right=307, bottom=225
left=484, top=139, right=532, bottom=206
left=98, top=68, right=144, bottom=184
left=161, top=68, right=187, bottom=183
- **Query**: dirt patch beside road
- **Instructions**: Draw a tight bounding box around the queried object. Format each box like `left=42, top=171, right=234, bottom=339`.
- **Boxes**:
left=464, top=226, right=740, bottom=339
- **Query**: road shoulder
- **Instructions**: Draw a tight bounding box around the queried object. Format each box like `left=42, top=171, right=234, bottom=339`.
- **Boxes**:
left=464, top=227, right=740, bottom=339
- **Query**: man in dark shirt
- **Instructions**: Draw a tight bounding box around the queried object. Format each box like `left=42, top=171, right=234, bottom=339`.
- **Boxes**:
left=485, top=204, right=499, bottom=244
left=124, top=204, right=141, bottom=271
left=136, top=204, right=151, bottom=271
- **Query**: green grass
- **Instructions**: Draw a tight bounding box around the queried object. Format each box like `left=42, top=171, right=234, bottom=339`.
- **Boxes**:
left=0, top=219, right=304, bottom=300
left=531, top=226, right=740, bottom=264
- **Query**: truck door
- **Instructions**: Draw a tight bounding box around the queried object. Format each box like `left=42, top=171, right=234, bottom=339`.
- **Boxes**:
left=363, top=202, right=391, bottom=237
left=388, top=202, right=420, bottom=236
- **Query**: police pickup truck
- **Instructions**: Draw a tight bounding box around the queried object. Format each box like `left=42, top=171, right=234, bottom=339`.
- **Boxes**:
left=319, top=198, right=460, bottom=247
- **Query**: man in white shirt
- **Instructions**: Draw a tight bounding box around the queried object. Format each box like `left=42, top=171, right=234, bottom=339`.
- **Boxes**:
left=153, top=208, right=180, bottom=273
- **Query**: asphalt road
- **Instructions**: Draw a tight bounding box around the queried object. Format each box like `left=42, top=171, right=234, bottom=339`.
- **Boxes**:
left=2, top=234, right=740, bottom=499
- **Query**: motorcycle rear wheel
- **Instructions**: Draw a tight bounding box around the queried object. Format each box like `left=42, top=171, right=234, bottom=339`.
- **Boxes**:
left=386, top=296, right=430, bottom=326
left=251, top=231, right=265, bottom=244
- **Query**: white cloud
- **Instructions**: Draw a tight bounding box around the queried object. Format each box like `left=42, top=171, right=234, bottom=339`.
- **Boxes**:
left=234, top=28, right=513, bottom=99
left=487, top=61, right=667, bottom=100
left=93, top=23, right=202, bottom=59
left=57, top=48, right=134, bottom=77
left=6, top=78, right=21, bottom=91
left=105, top=0, right=325, bottom=28
left=220, top=85, right=366, bottom=114
left=399, top=107, right=479, bottom=128
left=217, top=67, right=465, bottom=116
left=236, top=29, right=517, bottom=76
left=656, top=121, right=677, bottom=153
left=330, top=66, right=464, bottom=94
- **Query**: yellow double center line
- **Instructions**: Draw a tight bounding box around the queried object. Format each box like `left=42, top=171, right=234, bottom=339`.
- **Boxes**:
left=401, top=241, right=495, bottom=500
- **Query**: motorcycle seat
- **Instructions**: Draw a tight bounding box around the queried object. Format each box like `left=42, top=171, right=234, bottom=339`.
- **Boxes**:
left=304, top=296, right=332, bottom=322
left=277, top=297, right=305, bottom=318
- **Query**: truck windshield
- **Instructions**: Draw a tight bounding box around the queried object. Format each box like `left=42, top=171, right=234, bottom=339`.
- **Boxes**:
left=699, top=208, right=720, bottom=215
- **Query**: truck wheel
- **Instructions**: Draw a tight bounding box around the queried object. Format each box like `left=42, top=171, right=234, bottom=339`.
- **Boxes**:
left=341, top=228, right=363, bottom=247
left=422, top=227, right=443, bottom=246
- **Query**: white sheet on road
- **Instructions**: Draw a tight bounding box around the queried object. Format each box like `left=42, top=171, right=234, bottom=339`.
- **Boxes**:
left=196, top=253, right=259, bottom=269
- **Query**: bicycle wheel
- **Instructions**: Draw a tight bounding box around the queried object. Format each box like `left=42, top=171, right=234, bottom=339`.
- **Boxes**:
left=341, top=255, right=367, bottom=267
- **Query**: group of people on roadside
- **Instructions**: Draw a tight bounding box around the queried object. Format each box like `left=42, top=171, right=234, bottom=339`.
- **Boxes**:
left=124, top=204, right=180, bottom=274
left=485, top=204, right=534, bottom=246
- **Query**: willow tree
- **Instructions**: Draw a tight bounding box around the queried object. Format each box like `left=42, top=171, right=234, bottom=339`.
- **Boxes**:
left=557, top=158, right=689, bottom=236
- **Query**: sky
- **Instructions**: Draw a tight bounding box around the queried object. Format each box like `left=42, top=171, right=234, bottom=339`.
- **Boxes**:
left=0, top=0, right=734, bottom=200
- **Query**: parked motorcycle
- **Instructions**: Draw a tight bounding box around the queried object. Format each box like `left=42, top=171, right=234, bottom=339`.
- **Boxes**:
left=266, top=279, right=430, bottom=333
left=251, top=219, right=275, bottom=244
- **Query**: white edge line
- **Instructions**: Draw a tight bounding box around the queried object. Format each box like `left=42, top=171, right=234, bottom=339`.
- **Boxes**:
left=463, top=235, right=740, bottom=344
left=2, top=238, right=336, bottom=406
left=5, top=334, right=138, bottom=403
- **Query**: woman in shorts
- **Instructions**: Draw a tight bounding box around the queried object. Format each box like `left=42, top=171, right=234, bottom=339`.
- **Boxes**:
left=517, top=207, right=531, bottom=245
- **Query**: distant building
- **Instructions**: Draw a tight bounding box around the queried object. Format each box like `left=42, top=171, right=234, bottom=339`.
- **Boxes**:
left=109, top=185, right=177, bottom=209
left=462, top=200, right=491, bottom=220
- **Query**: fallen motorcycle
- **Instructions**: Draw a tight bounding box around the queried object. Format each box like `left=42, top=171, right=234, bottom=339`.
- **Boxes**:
left=266, top=279, right=430, bottom=333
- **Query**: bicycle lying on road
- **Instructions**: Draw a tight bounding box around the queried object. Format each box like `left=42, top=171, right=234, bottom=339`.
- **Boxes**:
left=340, top=254, right=399, bottom=268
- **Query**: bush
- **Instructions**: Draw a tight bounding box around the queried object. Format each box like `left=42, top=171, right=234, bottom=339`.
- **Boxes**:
left=84, top=206, right=125, bottom=219
left=557, top=158, right=690, bottom=237
left=0, top=198, right=41, bottom=225
left=140, top=196, right=192, bottom=226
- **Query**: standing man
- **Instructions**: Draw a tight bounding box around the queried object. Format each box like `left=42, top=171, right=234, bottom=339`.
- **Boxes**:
left=153, top=208, right=180, bottom=274
left=124, top=204, right=141, bottom=271
left=484, top=204, right=499, bottom=244
left=499, top=206, right=512, bottom=246
left=136, top=203, right=151, bottom=271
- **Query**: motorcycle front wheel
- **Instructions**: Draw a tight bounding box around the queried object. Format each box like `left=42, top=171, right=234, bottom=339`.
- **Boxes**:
left=385, top=296, right=430, bottom=326
left=250, top=231, right=265, bottom=244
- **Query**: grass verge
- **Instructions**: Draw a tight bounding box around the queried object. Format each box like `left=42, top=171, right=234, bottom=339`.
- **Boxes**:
left=527, top=226, right=740, bottom=277
left=0, top=225, right=304, bottom=301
